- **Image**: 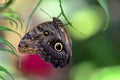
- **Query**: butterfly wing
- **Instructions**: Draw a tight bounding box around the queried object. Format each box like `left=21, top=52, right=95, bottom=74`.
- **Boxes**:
left=18, top=18, right=72, bottom=68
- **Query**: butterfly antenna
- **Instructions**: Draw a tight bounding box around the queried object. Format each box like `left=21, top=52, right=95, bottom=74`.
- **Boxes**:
left=40, top=8, right=52, bottom=19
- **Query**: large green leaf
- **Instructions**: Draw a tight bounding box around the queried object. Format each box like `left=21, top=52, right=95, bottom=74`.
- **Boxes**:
left=59, top=0, right=86, bottom=35
left=97, top=0, right=110, bottom=30
left=0, top=25, right=22, bottom=38
left=25, top=0, right=43, bottom=33
left=0, top=66, right=15, bottom=80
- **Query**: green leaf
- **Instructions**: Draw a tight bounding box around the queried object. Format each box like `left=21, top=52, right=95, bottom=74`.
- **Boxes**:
left=0, top=37, right=17, bottom=52
left=0, top=38, right=21, bottom=68
left=0, top=38, right=20, bottom=66
left=97, top=0, right=110, bottom=30
left=25, top=0, right=43, bottom=33
left=0, top=25, right=22, bottom=38
left=59, top=0, right=86, bottom=35
left=0, top=13, right=24, bottom=29
left=0, top=66, right=15, bottom=80
left=3, top=13, right=23, bottom=29
left=0, top=75, right=5, bottom=80
left=0, top=14, right=18, bottom=29
left=9, top=21, right=13, bottom=26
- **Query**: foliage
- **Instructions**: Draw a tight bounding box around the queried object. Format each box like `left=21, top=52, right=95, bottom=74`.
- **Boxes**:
left=97, top=0, right=110, bottom=30
left=25, top=0, right=43, bottom=33
left=0, top=0, right=22, bottom=79
left=0, top=26, right=21, bottom=38
left=0, top=66, right=15, bottom=80
left=0, top=0, right=109, bottom=80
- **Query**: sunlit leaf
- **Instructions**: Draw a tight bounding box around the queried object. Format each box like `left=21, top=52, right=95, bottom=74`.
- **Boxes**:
left=59, top=0, right=86, bottom=35
left=25, top=0, right=43, bottom=33
left=0, top=25, right=22, bottom=38
left=0, top=66, right=15, bottom=80
left=0, top=14, right=18, bottom=29
left=97, top=0, right=110, bottom=30
left=2, top=13, right=23, bottom=30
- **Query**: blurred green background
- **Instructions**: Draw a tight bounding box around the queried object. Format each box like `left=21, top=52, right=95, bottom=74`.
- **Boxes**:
left=1, top=0, right=120, bottom=80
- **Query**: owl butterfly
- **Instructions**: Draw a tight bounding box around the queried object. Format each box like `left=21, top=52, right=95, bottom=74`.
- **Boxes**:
left=18, top=14, right=72, bottom=68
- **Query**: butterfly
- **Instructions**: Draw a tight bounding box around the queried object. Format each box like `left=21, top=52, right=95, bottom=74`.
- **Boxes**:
left=18, top=17, right=72, bottom=68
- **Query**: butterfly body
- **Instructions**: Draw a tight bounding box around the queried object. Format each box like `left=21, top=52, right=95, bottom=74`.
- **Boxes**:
left=18, top=17, right=72, bottom=68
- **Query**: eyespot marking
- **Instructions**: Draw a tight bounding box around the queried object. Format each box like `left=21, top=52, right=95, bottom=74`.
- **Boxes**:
left=44, top=31, right=49, bottom=36
left=54, top=42, right=63, bottom=52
